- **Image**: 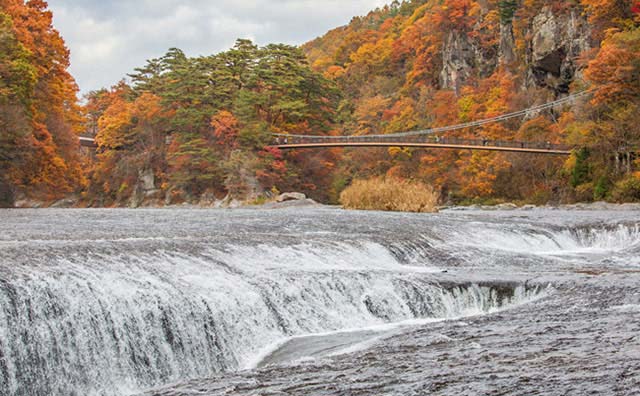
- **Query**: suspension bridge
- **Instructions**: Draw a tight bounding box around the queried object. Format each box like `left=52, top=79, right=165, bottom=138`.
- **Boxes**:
left=270, top=135, right=571, bottom=155
left=80, top=90, right=593, bottom=156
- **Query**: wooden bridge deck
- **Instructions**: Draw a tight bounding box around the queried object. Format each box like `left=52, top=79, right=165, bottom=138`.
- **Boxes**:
left=271, top=136, right=572, bottom=155
left=79, top=134, right=573, bottom=155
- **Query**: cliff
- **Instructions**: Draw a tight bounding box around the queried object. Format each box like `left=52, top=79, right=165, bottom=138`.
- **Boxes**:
left=305, top=1, right=594, bottom=96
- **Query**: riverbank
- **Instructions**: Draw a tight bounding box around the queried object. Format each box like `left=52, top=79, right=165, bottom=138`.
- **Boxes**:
left=11, top=192, right=324, bottom=210
left=10, top=193, right=640, bottom=212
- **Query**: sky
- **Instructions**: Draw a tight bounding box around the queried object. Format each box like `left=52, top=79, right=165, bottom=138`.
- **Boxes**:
left=47, top=0, right=389, bottom=95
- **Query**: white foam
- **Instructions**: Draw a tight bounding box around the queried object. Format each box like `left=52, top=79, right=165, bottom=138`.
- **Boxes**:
left=446, top=224, right=640, bottom=256
left=247, top=284, right=549, bottom=369
left=610, top=304, right=640, bottom=312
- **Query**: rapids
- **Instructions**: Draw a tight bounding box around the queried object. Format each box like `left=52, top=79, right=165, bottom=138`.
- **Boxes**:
left=1, top=208, right=639, bottom=396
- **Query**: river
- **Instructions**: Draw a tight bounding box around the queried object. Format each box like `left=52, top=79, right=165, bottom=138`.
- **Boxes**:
left=0, top=208, right=639, bottom=395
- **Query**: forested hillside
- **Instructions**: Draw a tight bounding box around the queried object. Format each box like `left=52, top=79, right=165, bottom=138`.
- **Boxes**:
left=0, top=0, right=84, bottom=207
left=1, top=0, right=639, bottom=207
left=303, top=0, right=640, bottom=204
left=83, top=42, right=341, bottom=207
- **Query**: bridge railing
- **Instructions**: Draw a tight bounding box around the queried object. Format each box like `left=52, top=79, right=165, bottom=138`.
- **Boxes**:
left=272, top=135, right=572, bottom=152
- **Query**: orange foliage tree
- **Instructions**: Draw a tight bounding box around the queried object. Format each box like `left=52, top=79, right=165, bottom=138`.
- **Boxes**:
left=0, top=0, right=84, bottom=203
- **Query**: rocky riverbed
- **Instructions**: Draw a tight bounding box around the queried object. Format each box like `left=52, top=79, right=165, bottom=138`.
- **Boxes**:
left=1, top=208, right=639, bottom=395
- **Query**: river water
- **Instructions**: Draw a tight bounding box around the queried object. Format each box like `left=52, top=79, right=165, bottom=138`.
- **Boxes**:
left=0, top=208, right=639, bottom=395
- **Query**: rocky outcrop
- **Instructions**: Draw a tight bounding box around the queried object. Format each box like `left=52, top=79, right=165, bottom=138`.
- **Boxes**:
left=440, top=5, right=591, bottom=96
left=128, top=168, right=161, bottom=208
left=440, top=31, right=476, bottom=92
left=440, top=31, right=497, bottom=93
left=276, top=192, right=307, bottom=202
left=528, top=7, right=591, bottom=94
left=499, top=23, right=516, bottom=64
left=50, top=197, right=80, bottom=208
left=262, top=198, right=321, bottom=209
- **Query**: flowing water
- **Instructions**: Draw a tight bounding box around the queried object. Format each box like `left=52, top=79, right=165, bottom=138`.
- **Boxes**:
left=0, top=208, right=639, bottom=395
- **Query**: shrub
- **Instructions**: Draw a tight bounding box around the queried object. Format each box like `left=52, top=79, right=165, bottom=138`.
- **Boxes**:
left=574, top=182, right=594, bottom=202
left=570, top=148, right=590, bottom=188
left=593, top=176, right=610, bottom=201
left=610, top=175, right=640, bottom=202
left=340, top=177, right=439, bottom=213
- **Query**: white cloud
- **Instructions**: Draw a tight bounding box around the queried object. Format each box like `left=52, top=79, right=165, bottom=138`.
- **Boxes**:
left=47, top=0, right=389, bottom=95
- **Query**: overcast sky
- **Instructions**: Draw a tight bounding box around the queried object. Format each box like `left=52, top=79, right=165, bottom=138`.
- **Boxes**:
left=47, top=0, right=389, bottom=95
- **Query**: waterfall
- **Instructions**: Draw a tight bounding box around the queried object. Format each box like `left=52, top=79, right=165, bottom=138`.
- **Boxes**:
left=1, top=241, right=541, bottom=396
left=1, top=210, right=638, bottom=396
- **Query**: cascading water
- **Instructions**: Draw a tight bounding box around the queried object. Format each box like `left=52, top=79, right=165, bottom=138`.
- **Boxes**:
left=0, top=241, right=541, bottom=396
left=444, top=223, right=640, bottom=255
left=1, top=208, right=639, bottom=396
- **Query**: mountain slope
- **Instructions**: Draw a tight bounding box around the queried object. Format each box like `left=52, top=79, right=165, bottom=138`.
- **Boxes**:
left=301, top=0, right=639, bottom=203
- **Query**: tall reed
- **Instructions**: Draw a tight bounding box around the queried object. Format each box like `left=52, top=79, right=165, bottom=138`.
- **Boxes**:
left=340, top=177, right=439, bottom=213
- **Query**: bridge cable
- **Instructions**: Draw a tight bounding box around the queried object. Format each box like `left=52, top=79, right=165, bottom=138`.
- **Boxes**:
left=273, top=88, right=595, bottom=140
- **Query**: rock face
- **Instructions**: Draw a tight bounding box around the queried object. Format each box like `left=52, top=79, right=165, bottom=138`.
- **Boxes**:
left=528, top=7, right=591, bottom=93
left=499, top=23, right=516, bottom=64
left=440, top=5, right=591, bottom=95
left=128, top=168, right=160, bottom=208
left=139, top=168, right=156, bottom=193
left=440, top=31, right=476, bottom=92
left=276, top=192, right=307, bottom=203
left=440, top=31, right=498, bottom=93
left=50, top=197, right=79, bottom=208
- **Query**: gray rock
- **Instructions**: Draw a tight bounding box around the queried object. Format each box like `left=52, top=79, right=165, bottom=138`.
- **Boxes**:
left=139, top=168, right=156, bottom=192
left=439, top=30, right=497, bottom=93
left=440, top=31, right=475, bottom=92
left=529, top=7, right=590, bottom=93
left=496, top=203, right=518, bottom=210
left=276, top=192, right=307, bottom=203
left=14, top=198, right=43, bottom=208
left=499, top=23, right=516, bottom=64
left=262, top=199, right=320, bottom=209
left=50, top=198, right=78, bottom=208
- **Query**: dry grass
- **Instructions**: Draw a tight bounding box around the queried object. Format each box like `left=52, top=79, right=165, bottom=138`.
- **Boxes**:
left=340, top=177, right=439, bottom=213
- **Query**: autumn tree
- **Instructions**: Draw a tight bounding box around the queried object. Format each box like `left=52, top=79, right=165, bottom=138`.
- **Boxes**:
left=88, top=84, right=172, bottom=204
left=581, top=0, right=636, bottom=39
left=0, top=0, right=84, bottom=204
left=87, top=39, right=339, bottom=204
left=0, top=11, right=35, bottom=206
